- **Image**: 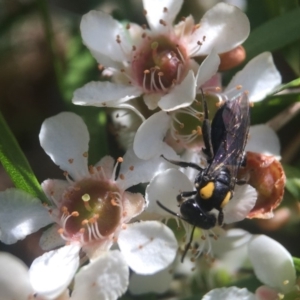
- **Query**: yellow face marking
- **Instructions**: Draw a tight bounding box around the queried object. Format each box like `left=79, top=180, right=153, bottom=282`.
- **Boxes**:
left=199, top=182, right=215, bottom=199
left=220, top=191, right=231, bottom=208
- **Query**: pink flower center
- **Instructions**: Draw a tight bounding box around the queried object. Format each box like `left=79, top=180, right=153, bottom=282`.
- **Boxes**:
left=58, top=178, right=122, bottom=244
left=131, top=35, right=188, bottom=93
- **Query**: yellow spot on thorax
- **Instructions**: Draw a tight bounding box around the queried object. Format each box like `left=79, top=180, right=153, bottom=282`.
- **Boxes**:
left=220, top=191, right=231, bottom=208
left=200, top=182, right=215, bottom=199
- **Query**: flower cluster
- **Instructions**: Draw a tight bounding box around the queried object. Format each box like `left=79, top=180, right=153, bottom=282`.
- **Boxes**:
left=0, top=0, right=294, bottom=300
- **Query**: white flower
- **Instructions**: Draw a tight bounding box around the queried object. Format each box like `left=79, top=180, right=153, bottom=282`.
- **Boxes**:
left=73, top=1, right=249, bottom=112
left=201, top=234, right=297, bottom=300
left=202, top=287, right=256, bottom=300
left=133, top=52, right=281, bottom=160
left=0, top=112, right=178, bottom=300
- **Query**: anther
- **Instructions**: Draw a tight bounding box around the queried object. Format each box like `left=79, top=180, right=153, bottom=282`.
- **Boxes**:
left=71, top=211, right=79, bottom=217
left=236, top=85, right=242, bottom=90
left=111, top=199, right=118, bottom=206
left=117, top=157, right=124, bottom=163
left=196, top=126, right=202, bottom=135
left=58, top=228, right=64, bottom=234
left=83, top=152, right=88, bottom=158
left=82, top=193, right=90, bottom=202
left=159, top=19, right=167, bottom=26
left=82, top=219, right=89, bottom=226
left=129, top=166, right=134, bottom=171
left=68, top=159, right=74, bottom=164
left=119, top=174, right=125, bottom=180
left=89, top=165, right=95, bottom=174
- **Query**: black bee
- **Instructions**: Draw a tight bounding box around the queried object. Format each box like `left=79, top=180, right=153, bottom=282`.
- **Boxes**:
left=157, top=92, right=250, bottom=261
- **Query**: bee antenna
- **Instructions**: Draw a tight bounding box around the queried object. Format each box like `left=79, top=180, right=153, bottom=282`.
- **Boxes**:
left=156, top=200, right=182, bottom=219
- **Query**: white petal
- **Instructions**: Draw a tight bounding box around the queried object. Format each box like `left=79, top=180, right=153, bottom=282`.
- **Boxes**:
left=246, top=125, right=281, bottom=158
left=143, top=0, right=183, bottom=32
left=123, top=191, right=146, bottom=223
left=118, top=221, right=178, bottom=274
left=196, top=49, right=220, bottom=87
left=80, top=10, right=130, bottom=63
left=72, top=250, right=129, bottom=300
left=0, top=189, right=52, bottom=244
left=72, top=81, right=141, bottom=107
left=248, top=235, right=296, bottom=294
left=145, top=169, right=194, bottom=217
left=117, top=147, right=178, bottom=190
left=41, top=179, right=70, bottom=207
left=39, top=112, right=89, bottom=181
left=211, top=228, right=252, bottom=256
left=129, top=267, right=173, bottom=295
left=188, top=3, right=250, bottom=55
left=0, top=252, right=34, bottom=300
left=223, top=184, right=257, bottom=224
left=226, top=52, right=281, bottom=102
left=143, top=93, right=161, bottom=110
left=202, top=287, right=256, bottom=300
left=39, top=224, right=65, bottom=251
left=180, top=149, right=206, bottom=181
left=94, top=156, right=115, bottom=180
left=29, top=244, right=80, bottom=299
left=133, top=111, right=172, bottom=160
left=158, top=70, right=196, bottom=111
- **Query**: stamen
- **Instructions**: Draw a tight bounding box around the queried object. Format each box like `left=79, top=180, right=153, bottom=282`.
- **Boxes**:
left=176, top=45, right=185, bottom=63
left=111, top=157, right=123, bottom=180
left=143, top=69, right=150, bottom=92
left=158, top=72, right=168, bottom=92
left=82, top=193, right=93, bottom=211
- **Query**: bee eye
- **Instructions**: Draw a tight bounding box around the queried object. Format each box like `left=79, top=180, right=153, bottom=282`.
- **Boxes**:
left=220, top=191, right=232, bottom=208
left=200, top=182, right=215, bottom=199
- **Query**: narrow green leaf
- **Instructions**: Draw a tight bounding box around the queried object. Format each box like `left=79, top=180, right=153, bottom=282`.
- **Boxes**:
left=272, top=78, right=300, bottom=94
left=0, top=112, right=48, bottom=203
left=292, top=257, right=300, bottom=274
left=244, top=7, right=300, bottom=60
left=283, top=165, right=300, bottom=199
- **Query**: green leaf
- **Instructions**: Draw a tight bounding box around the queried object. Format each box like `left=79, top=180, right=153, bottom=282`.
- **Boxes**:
left=0, top=112, right=48, bottom=203
left=250, top=93, right=300, bottom=124
left=283, top=165, right=300, bottom=199
left=272, top=78, right=300, bottom=94
left=244, top=7, right=300, bottom=60
left=292, top=257, right=300, bottom=274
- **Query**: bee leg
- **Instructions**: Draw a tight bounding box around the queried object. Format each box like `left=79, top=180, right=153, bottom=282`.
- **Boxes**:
left=218, top=209, right=224, bottom=226
left=176, top=191, right=197, bottom=203
left=161, top=155, right=203, bottom=171
left=181, top=225, right=196, bottom=263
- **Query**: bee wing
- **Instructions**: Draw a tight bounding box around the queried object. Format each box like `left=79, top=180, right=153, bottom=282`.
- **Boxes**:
left=207, top=93, right=250, bottom=185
